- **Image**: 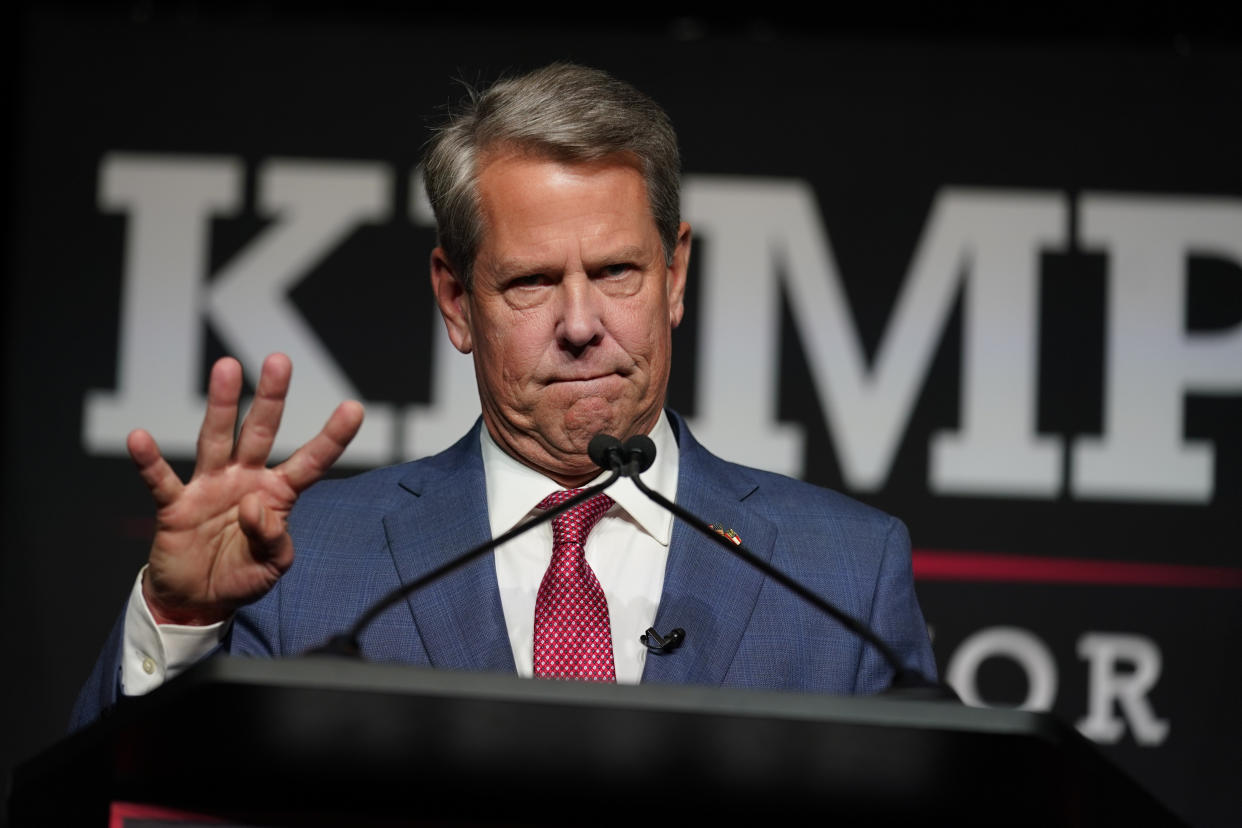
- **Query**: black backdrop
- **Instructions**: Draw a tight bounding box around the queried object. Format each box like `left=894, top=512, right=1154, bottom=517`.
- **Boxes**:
left=5, top=5, right=1241, bottom=826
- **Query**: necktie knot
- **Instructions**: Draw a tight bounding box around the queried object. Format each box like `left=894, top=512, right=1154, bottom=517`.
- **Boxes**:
left=537, top=490, right=615, bottom=549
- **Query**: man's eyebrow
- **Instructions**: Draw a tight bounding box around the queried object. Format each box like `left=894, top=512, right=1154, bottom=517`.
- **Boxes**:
left=588, top=245, right=649, bottom=265
left=489, top=257, right=555, bottom=278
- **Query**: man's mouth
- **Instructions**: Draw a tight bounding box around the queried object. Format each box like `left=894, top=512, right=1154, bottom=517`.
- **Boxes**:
left=546, top=368, right=625, bottom=384
left=550, top=374, right=614, bottom=384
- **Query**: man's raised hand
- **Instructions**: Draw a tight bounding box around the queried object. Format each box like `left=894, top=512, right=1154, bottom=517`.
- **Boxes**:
left=128, top=353, right=364, bottom=625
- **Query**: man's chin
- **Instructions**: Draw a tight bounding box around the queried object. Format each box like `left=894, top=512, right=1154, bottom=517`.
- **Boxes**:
left=489, top=398, right=656, bottom=486
left=556, top=395, right=636, bottom=443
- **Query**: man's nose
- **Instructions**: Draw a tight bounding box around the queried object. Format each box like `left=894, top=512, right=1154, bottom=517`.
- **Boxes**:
left=556, top=274, right=604, bottom=356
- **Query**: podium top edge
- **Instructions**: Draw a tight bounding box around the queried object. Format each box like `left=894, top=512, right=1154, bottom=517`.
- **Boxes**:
left=175, top=654, right=1063, bottom=739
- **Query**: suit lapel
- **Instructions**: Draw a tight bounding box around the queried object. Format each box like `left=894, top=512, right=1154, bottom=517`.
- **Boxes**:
left=642, top=416, right=777, bottom=687
left=382, top=425, right=516, bottom=673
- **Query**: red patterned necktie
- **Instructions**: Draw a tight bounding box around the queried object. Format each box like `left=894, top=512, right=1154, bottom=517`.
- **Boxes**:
left=533, top=490, right=617, bottom=682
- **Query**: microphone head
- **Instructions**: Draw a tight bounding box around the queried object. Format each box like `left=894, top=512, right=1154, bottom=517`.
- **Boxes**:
left=622, top=435, right=657, bottom=473
left=588, top=433, right=624, bottom=470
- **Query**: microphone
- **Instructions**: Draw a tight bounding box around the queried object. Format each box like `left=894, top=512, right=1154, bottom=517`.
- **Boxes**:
left=641, top=627, right=685, bottom=653
left=589, top=434, right=656, bottom=477
left=621, top=435, right=656, bottom=474
left=588, top=434, right=625, bottom=472
left=601, top=435, right=956, bottom=700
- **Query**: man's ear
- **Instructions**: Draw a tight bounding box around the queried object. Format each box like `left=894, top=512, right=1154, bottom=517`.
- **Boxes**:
left=430, top=247, right=474, bottom=354
left=667, top=222, right=691, bottom=329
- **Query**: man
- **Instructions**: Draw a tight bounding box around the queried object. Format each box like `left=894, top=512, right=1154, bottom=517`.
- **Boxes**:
left=73, top=63, right=935, bottom=726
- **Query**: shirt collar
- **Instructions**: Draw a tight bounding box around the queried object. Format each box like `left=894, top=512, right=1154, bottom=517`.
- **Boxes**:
left=481, top=412, right=679, bottom=546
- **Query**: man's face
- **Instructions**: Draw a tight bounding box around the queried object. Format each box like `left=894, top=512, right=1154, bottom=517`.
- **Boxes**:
left=431, top=152, right=691, bottom=486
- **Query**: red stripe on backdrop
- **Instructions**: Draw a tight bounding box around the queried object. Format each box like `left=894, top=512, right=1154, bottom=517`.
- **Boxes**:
left=911, top=549, right=1242, bottom=588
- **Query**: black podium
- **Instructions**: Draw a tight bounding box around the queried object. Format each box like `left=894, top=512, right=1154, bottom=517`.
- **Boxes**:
left=10, top=656, right=1183, bottom=826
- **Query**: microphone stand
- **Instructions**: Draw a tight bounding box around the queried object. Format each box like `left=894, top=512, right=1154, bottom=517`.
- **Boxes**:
left=311, top=469, right=621, bottom=657
left=612, top=436, right=956, bottom=700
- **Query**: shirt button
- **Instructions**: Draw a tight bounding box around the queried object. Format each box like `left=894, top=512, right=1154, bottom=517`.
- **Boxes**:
left=142, top=657, right=156, bottom=675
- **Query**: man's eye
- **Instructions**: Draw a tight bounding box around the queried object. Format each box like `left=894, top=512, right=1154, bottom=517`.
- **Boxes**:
left=509, top=274, right=548, bottom=289
left=602, top=263, right=633, bottom=278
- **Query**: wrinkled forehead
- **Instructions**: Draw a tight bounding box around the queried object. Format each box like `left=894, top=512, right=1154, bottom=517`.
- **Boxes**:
left=473, top=148, right=658, bottom=242
left=476, top=144, right=653, bottom=212
left=472, top=154, right=662, bottom=273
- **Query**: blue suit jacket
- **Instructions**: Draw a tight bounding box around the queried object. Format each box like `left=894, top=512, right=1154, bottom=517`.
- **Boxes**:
left=72, top=412, right=935, bottom=728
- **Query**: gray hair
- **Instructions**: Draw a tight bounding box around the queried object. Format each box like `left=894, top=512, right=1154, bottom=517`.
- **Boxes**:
left=423, top=62, right=681, bottom=290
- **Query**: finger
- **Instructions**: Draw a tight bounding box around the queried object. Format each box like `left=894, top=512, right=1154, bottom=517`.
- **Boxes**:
left=238, top=493, right=294, bottom=570
left=279, top=400, right=365, bottom=493
left=234, top=353, right=293, bottom=467
left=194, top=357, right=244, bottom=476
left=128, top=429, right=184, bottom=507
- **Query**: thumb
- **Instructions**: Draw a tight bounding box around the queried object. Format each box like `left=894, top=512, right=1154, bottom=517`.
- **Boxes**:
left=238, top=493, right=287, bottom=551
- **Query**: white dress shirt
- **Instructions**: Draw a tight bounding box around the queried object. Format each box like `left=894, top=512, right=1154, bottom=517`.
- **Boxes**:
left=121, top=414, right=680, bottom=694
left=484, top=413, right=678, bottom=684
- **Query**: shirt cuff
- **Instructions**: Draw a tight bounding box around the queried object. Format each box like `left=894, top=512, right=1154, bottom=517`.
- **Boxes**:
left=120, top=566, right=230, bottom=696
